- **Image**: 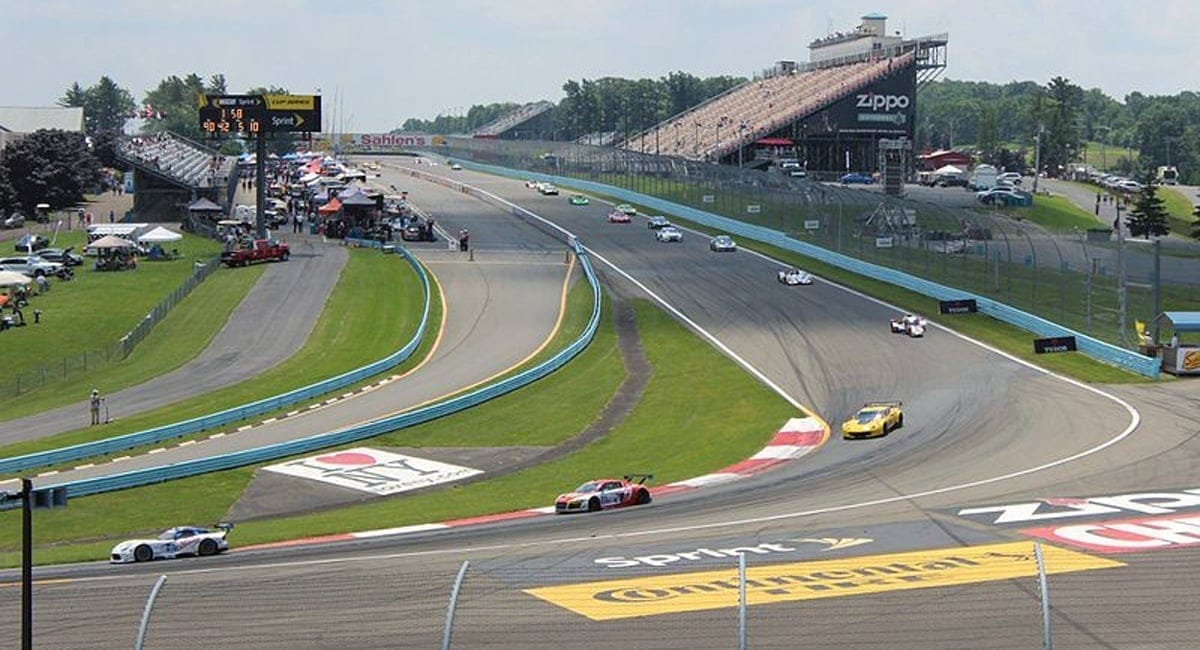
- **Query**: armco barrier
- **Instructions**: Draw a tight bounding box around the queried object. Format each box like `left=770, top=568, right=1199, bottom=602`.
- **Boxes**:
left=448, top=158, right=1160, bottom=378
left=0, top=249, right=432, bottom=476
left=45, top=240, right=600, bottom=497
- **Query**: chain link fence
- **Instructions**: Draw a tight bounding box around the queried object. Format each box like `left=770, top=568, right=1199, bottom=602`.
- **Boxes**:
left=0, top=255, right=221, bottom=398
left=10, top=538, right=1185, bottom=648
left=439, top=138, right=1200, bottom=347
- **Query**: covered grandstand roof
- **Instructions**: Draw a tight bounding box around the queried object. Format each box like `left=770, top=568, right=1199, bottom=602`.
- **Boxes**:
left=0, top=106, right=84, bottom=133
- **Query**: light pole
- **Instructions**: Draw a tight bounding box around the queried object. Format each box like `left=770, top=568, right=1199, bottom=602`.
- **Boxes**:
left=1116, top=200, right=1128, bottom=347
left=693, top=120, right=701, bottom=157
left=1032, top=123, right=1044, bottom=194
left=738, top=122, right=749, bottom=167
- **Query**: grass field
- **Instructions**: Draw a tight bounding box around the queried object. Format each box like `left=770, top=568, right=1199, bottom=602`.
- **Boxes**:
left=0, top=291, right=799, bottom=566
left=1161, top=186, right=1198, bottom=237
left=993, top=194, right=1100, bottom=232
left=0, top=248, right=429, bottom=463
left=0, top=230, right=226, bottom=403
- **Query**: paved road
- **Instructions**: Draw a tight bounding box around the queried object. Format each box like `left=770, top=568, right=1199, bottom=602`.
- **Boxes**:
left=10, top=162, right=1199, bottom=648
left=8, top=174, right=571, bottom=494
left=0, top=234, right=346, bottom=445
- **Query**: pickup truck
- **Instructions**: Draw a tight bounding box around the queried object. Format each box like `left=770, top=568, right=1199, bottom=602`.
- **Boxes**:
left=221, top=239, right=290, bottom=267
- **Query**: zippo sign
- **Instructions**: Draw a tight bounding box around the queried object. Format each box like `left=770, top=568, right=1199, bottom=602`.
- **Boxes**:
left=800, top=63, right=916, bottom=136
left=263, top=447, right=482, bottom=495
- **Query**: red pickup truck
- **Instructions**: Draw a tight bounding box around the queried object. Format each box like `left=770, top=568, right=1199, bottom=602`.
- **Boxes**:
left=221, top=239, right=290, bottom=267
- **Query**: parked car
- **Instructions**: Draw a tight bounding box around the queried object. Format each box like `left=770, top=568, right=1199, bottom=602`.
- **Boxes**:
left=35, top=247, right=84, bottom=266
left=0, top=255, right=66, bottom=278
left=14, top=234, right=49, bottom=252
left=839, top=172, right=874, bottom=185
left=2, top=213, right=25, bottom=229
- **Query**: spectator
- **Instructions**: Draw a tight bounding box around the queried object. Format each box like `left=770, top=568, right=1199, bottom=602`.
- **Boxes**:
left=89, top=389, right=103, bottom=426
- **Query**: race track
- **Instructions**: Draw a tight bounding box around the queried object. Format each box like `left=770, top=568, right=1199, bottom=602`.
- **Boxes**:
left=4, top=161, right=1198, bottom=648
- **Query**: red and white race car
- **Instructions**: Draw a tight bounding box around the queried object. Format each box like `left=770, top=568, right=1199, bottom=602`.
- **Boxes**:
left=555, top=475, right=652, bottom=513
left=889, top=314, right=927, bottom=337
left=607, top=211, right=632, bottom=223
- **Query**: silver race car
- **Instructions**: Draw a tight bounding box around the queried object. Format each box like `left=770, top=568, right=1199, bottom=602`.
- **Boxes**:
left=777, top=268, right=813, bottom=285
left=110, top=523, right=234, bottom=563
left=709, top=235, right=737, bottom=252
left=655, top=226, right=683, bottom=242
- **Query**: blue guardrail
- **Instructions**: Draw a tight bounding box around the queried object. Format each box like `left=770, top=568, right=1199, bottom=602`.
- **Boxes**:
left=455, top=160, right=1160, bottom=378
left=44, top=239, right=601, bottom=497
left=0, top=248, right=432, bottom=476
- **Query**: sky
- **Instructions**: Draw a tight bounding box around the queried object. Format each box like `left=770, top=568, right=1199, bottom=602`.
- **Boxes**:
left=2, top=0, right=1196, bottom=133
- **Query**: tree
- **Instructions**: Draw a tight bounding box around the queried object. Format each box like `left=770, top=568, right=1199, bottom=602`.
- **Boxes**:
left=0, top=129, right=102, bottom=214
left=142, top=73, right=226, bottom=141
left=58, top=82, right=87, bottom=109
left=86, top=76, right=136, bottom=135
left=1125, top=172, right=1170, bottom=238
left=1191, top=201, right=1200, bottom=241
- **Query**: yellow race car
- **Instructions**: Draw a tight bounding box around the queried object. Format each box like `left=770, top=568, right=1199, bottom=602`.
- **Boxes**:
left=841, top=401, right=903, bottom=439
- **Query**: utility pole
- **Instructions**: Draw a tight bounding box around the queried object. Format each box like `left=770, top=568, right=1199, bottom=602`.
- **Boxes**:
left=1116, top=201, right=1128, bottom=347
left=1032, top=123, right=1044, bottom=194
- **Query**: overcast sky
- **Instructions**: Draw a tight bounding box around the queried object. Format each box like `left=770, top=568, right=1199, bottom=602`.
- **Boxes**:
left=2, top=0, right=1196, bottom=132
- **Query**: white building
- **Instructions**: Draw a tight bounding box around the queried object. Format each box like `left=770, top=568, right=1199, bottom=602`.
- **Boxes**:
left=0, top=106, right=85, bottom=150
left=809, top=13, right=904, bottom=64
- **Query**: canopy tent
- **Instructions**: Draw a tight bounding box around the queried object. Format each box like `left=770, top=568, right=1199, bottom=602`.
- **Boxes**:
left=317, top=197, right=342, bottom=215
left=0, top=270, right=32, bottom=287
left=933, top=165, right=965, bottom=175
left=1156, top=312, right=1200, bottom=335
left=138, top=226, right=183, bottom=243
left=186, top=197, right=223, bottom=213
left=338, top=192, right=377, bottom=207
left=89, top=234, right=135, bottom=249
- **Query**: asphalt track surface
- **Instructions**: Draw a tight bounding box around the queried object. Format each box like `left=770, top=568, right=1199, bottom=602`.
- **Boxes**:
left=4, top=162, right=1199, bottom=648
left=12, top=175, right=572, bottom=492
left=0, top=235, right=348, bottom=445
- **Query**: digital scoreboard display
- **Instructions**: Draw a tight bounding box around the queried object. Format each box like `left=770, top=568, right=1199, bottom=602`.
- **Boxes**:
left=199, top=94, right=321, bottom=135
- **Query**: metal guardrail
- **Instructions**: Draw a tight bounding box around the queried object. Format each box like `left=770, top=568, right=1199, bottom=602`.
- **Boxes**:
left=451, top=159, right=1162, bottom=378
left=0, top=249, right=432, bottom=476
left=44, top=239, right=600, bottom=497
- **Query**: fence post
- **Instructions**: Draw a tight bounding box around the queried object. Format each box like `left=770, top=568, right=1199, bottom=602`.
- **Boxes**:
left=133, top=575, right=168, bottom=650
left=738, top=552, right=747, bottom=650
left=441, top=560, right=470, bottom=650
left=1034, top=542, right=1052, bottom=650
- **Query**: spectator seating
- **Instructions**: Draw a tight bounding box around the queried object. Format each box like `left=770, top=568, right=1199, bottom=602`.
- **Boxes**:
left=473, top=101, right=555, bottom=137
left=116, top=132, right=234, bottom=189
left=624, top=53, right=915, bottom=161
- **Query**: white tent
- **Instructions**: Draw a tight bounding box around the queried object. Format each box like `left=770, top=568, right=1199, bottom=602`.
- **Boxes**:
left=138, top=226, right=183, bottom=243
left=0, top=270, right=32, bottom=286
left=934, top=165, right=964, bottom=176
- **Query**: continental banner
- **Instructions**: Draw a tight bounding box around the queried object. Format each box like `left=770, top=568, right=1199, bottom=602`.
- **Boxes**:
left=524, top=541, right=1122, bottom=621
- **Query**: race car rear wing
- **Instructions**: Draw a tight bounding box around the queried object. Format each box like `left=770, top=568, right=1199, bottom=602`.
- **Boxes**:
left=864, top=401, right=902, bottom=407
left=215, top=522, right=235, bottom=534
left=623, top=474, right=654, bottom=485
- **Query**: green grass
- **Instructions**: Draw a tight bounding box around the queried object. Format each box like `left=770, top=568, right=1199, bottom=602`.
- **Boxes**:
left=1161, top=186, right=1198, bottom=237
left=0, top=249, right=429, bottom=464
left=0, top=231, right=223, bottom=391
left=0, top=294, right=799, bottom=566
left=1017, top=194, right=1104, bottom=232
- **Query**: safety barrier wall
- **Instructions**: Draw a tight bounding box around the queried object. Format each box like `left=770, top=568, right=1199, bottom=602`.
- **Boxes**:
left=453, top=159, right=1161, bottom=377
left=45, top=238, right=600, bottom=497
left=0, top=249, right=432, bottom=476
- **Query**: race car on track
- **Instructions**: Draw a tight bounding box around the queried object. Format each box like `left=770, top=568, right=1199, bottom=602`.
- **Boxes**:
left=555, top=475, right=653, bottom=513
left=538, top=183, right=560, bottom=195
left=841, top=401, right=903, bottom=439
left=890, top=314, right=927, bottom=337
left=709, top=235, right=737, bottom=252
left=655, top=225, right=683, bottom=242
left=525, top=179, right=540, bottom=189
left=110, top=523, right=234, bottom=563
left=608, top=210, right=632, bottom=223
left=569, top=194, right=590, bottom=206
left=647, top=215, right=671, bottom=230
left=777, top=268, right=813, bottom=285
left=615, top=203, right=637, bottom=216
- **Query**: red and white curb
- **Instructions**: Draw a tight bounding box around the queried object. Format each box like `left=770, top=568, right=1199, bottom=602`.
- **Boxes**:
left=240, top=416, right=828, bottom=552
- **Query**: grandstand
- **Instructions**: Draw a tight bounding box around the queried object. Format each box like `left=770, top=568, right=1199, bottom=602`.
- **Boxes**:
left=115, top=132, right=237, bottom=221
left=472, top=101, right=556, bottom=140
left=622, top=13, right=946, bottom=177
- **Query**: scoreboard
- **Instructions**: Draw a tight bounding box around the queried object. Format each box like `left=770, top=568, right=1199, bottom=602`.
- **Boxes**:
left=199, top=94, right=321, bottom=135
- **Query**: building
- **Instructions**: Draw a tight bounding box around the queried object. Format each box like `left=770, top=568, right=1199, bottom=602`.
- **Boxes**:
left=0, top=106, right=85, bottom=150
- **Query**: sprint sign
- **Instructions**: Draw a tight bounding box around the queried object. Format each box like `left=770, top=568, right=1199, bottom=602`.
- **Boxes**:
left=1024, top=514, right=1200, bottom=553
left=263, top=447, right=482, bottom=495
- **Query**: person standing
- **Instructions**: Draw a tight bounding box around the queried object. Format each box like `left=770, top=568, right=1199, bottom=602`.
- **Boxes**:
left=89, top=389, right=103, bottom=426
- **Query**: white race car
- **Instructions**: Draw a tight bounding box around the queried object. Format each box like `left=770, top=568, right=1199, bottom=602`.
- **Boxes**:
left=110, top=523, right=233, bottom=563
left=655, top=226, right=683, bottom=242
left=777, top=268, right=813, bottom=285
left=890, top=314, right=927, bottom=337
